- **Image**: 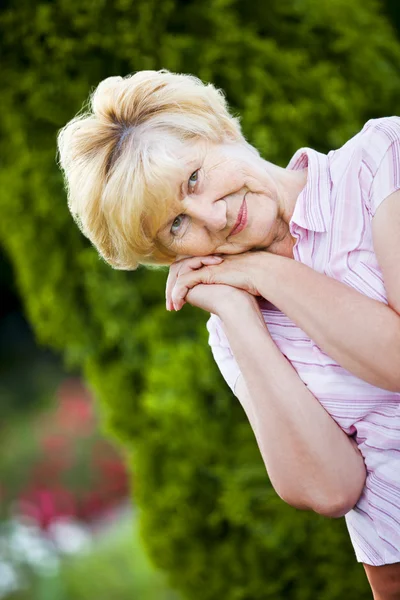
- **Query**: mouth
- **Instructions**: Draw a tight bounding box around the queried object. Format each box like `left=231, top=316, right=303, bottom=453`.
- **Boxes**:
left=229, top=197, right=248, bottom=237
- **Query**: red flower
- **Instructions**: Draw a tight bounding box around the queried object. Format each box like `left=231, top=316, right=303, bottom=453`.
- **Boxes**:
left=16, top=486, right=76, bottom=529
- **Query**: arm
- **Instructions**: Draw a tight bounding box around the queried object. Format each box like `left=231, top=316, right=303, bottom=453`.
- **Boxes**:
left=171, top=249, right=400, bottom=392
left=171, top=122, right=400, bottom=391
left=168, top=261, right=366, bottom=516
left=251, top=251, right=400, bottom=392
left=217, top=297, right=366, bottom=518
left=253, top=176, right=400, bottom=390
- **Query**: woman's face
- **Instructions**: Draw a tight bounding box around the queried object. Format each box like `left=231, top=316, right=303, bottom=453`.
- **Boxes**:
left=156, top=139, right=285, bottom=258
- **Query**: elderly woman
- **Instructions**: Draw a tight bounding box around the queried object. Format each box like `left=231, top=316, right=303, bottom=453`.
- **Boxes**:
left=57, top=70, right=400, bottom=599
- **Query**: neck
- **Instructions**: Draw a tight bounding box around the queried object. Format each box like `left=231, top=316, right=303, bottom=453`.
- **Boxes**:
left=266, top=220, right=296, bottom=258
left=278, top=166, right=308, bottom=224
left=265, top=163, right=308, bottom=258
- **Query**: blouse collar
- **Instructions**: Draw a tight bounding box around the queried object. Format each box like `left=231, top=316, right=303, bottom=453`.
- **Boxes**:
left=286, top=147, right=332, bottom=233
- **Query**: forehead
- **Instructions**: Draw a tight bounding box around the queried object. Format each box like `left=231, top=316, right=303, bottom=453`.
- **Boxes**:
left=156, top=139, right=208, bottom=206
left=175, top=138, right=209, bottom=167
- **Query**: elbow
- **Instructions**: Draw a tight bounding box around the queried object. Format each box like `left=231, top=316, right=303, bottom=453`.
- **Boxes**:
left=277, top=486, right=358, bottom=516
left=315, top=446, right=367, bottom=518
left=276, top=458, right=366, bottom=518
left=313, top=498, right=354, bottom=519
left=306, top=472, right=366, bottom=518
left=275, top=487, right=311, bottom=512
left=311, top=487, right=363, bottom=519
left=280, top=494, right=356, bottom=518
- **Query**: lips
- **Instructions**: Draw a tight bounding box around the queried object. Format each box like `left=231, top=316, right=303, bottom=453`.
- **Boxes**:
left=230, top=197, right=247, bottom=236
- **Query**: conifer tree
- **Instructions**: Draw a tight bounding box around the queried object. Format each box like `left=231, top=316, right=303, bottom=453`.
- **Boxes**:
left=1, top=1, right=399, bottom=597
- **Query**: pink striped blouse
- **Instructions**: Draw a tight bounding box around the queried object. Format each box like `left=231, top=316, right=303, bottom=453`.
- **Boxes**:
left=207, top=117, right=400, bottom=566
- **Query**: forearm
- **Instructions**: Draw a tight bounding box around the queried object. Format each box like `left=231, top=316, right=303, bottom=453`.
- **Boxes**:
left=255, top=254, right=400, bottom=391
left=219, top=302, right=366, bottom=517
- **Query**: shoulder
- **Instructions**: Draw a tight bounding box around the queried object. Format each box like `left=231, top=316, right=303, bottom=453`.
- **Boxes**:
left=330, top=117, right=400, bottom=165
left=358, top=117, right=400, bottom=170
left=327, top=117, right=400, bottom=217
left=359, top=118, right=400, bottom=217
left=360, top=116, right=400, bottom=142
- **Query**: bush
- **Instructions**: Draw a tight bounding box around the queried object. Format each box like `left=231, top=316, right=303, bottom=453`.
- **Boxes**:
left=1, top=0, right=399, bottom=597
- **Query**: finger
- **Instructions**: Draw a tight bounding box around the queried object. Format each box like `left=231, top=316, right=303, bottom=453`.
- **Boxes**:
left=166, top=256, right=222, bottom=310
left=171, top=267, right=214, bottom=311
left=168, top=257, right=221, bottom=311
left=166, top=259, right=190, bottom=311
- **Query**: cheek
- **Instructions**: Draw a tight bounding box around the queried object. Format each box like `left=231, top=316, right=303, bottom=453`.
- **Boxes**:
left=250, top=191, right=277, bottom=214
left=246, top=193, right=278, bottom=241
left=180, top=231, right=215, bottom=256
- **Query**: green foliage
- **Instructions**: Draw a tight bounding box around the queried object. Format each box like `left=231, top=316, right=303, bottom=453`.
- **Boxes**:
left=383, top=0, right=400, bottom=37
left=1, top=0, right=399, bottom=597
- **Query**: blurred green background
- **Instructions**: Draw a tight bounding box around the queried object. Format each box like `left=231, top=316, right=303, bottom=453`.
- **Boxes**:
left=1, top=0, right=400, bottom=598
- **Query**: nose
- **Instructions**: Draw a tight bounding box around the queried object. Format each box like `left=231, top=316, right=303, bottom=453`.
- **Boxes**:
left=185, top=195, right=227, bottom=233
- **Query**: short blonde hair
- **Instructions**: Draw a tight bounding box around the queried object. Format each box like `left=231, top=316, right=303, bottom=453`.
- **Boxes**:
left=57, top=70, right=243, bottom=269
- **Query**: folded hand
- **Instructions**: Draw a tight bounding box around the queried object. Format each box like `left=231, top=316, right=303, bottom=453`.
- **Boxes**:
left=166, top=252, right=264, bottom=312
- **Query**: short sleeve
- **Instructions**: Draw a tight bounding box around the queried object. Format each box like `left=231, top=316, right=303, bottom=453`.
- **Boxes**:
left=363, top=117, right=400, bottom=217
left=206, top=313, right=241, bottom=394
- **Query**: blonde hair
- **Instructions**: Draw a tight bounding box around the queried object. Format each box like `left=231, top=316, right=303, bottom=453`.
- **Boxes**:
left=57, top=70, right=243, bottom=269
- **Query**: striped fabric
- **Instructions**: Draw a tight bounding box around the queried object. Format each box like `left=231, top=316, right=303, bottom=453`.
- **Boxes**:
left=207, top=117, right=400, bottom=566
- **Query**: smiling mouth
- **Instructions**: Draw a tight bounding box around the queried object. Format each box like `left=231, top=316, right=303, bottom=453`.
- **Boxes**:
left=229, top=197, right=248, bottom=236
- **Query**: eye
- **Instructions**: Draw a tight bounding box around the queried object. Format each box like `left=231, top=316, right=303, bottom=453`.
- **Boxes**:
left=170, top=214, right=185, bottom=235
left=188, top=170, right=199, bottom=191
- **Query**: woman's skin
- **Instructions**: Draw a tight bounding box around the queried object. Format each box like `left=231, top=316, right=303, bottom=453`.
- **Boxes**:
left=188, top=281, right=367, bottom=515
left=157, top=138, right=306, bottom=259
left=363, top=563, right=400, bottom=600
left=160, top=139, right=400, bottom=392
left=158, top=138, right=368, bottom=513
left=159, top=138, right=400, bottom=594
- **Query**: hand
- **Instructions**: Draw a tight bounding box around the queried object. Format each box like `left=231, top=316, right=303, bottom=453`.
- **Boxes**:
left=166, top=255, right=224, bottom=311
left=185, top=283, right=257, bottom=317
left=167, top=252, right=265, bottom=311
left=165, top=255, right=257, bottom=316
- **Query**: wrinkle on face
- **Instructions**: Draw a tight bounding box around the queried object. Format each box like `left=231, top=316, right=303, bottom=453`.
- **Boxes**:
left=154, top=139, right=292, bottom=259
